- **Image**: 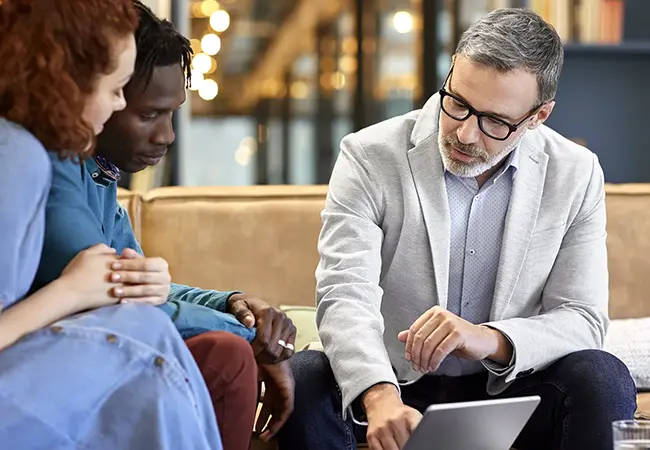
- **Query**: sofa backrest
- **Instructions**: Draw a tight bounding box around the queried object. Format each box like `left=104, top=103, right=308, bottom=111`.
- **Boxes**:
left=119, top=186, right=325, bottom=308
left=604, top=184, right=650, bottom=319
left=118, top=184, right=650, bottom=319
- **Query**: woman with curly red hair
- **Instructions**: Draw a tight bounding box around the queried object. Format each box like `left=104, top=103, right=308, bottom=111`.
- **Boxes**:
left=0, top=1, right=222, bottom=448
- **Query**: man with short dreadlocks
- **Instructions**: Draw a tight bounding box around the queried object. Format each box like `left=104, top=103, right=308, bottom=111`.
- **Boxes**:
left=33, top=2, right=295, bottom=449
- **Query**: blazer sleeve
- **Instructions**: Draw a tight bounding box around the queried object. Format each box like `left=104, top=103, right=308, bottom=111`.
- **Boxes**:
left=484, top=153, right=609, bottom=389
left=316, top=134, right=396, bottom=418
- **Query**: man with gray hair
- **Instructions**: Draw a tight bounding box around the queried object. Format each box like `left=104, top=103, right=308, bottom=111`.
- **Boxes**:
left=278, top=8, right=637, bottom=450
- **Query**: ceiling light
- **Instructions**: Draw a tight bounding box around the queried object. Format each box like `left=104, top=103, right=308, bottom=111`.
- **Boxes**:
left=192, top=53, right=213, bottom=74
left=201, top=34, right=222, bottom=56
left=189, top=71, right=204, bottom=91
left=200, top=0, right=220, bottom=17
left=198, top=79, right=219, bottom=101
left=392, top=11, right=413, bottom=34
left=210, top=10, right=230, bottom=33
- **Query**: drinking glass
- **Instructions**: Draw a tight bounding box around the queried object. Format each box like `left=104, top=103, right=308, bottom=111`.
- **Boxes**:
left=613, top=420, right=650, bottom=450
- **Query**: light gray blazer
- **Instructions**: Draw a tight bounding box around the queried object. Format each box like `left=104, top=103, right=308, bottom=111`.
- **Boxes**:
left=315, top=94, right=609, bottom=415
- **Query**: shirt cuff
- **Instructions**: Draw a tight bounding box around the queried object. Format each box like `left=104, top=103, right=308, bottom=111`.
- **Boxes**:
left=481, top=332, right=516, bottom=376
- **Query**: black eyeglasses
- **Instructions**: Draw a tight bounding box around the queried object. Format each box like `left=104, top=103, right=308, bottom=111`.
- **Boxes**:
left=438, top=66, right=543, bottom=141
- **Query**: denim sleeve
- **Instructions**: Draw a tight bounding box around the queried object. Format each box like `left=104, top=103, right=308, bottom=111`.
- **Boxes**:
left=158, top=301, right=256, bottom=342
left=111, top=201, right=143, bottom=255
left=0, top=128, right=50, bottom=303
left=33, top=155, right=108, bottom=291
left=168, top=283, right=240, bottom=314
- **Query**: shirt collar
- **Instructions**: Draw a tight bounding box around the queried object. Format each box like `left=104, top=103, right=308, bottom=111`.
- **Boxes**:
left=94, top=155, right=121, bottom=181
left=84, top=156, right=119, bottom=187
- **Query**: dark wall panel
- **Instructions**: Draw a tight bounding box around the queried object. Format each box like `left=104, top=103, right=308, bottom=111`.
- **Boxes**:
left=545, top=45, right=650, bottom=183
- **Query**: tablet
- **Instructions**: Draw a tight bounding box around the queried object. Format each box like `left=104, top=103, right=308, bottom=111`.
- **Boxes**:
left=404, top=396, right=541, bottom=450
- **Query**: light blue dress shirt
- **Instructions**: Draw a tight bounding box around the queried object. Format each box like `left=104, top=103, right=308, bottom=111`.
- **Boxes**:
left=436, top=149, right=519, bottom=376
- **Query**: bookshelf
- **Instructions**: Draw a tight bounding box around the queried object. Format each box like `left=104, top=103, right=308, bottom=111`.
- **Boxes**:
left=530, top=0, right=650, bottom=182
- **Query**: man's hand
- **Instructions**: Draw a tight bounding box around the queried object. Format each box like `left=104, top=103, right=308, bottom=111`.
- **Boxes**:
left=255, top=361, right=295, bottom=443
left=363, top=384, right=422, bottom=450
left=228, top=293, right=296, bottom=364
left=397, top=306, right=512, bottom=373
left=108, top=248, right=171, bottom=305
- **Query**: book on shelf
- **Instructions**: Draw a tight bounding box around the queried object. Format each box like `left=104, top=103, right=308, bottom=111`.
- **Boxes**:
left=527, top=0, right=624, bottom=44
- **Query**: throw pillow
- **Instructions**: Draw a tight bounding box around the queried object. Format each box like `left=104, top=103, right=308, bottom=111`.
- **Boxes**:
left=604, top=317, right=650, bottom=390
left=279, top=305, right=321, bottom=351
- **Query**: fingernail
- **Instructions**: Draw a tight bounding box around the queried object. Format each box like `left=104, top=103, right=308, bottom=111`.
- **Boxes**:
left=405, top=353, right=411, bottom=361
left=112, top=262, right=122, bottom=270
left=111, top=273, right=121, bottom=282
left=120, top=299, right=128, bottom=304
left=412, top=364, right=419, bottom=371
left=114, top=287, right=123, bottom=296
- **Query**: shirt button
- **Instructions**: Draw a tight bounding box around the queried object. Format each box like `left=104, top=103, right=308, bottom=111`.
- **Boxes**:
left=106, top=334, right=118, bottom=344
left=469, top=249, right=476, bottom=255
left=154, top=356, right=165, bottom=367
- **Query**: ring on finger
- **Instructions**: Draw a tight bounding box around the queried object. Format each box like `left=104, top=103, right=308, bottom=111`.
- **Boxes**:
left=278, top=339, right=287, bottom=348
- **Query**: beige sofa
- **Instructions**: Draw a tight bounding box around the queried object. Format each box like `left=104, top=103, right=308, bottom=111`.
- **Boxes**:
left=117, top=184, right=650, bottom=444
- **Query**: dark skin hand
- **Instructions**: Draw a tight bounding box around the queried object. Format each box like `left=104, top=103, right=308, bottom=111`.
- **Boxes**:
left=228, top=293, right=297, bottom=364
left=255, top=361, right=295, bottom=443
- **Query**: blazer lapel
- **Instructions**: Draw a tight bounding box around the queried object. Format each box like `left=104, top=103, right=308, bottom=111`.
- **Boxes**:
left=407, top=138, right=450, bottom=310
left=491, top=142, right=548, bottom=320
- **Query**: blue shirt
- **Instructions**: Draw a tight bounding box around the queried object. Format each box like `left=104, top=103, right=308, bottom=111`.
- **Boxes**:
left=441, top=149, right=518, bottom=376
left=0, top=118, right=222, bottom=449
left=33, top=154, right=256, bottom=342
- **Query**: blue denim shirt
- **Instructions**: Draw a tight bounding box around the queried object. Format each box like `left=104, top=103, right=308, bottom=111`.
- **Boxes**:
left=34, top=154, right=256, bottom=342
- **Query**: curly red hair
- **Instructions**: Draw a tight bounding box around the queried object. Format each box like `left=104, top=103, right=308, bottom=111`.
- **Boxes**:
left=0, top=0, right=138, bottom=158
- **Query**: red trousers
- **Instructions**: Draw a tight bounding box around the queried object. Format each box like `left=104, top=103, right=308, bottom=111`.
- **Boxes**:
left=186, top=331, right=258, bottom=450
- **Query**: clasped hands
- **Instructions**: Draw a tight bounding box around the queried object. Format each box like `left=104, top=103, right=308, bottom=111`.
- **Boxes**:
left=67, top=245, right=297, bottom=363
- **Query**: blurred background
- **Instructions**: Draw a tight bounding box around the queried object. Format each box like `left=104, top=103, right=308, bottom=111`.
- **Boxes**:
left=129, top=0, right=650, bottom=191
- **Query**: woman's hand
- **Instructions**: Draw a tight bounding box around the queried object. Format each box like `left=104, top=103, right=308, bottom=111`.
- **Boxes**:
left=59, top=244, right=122, bottom=311
left=108, top=248, right=171, bottom=305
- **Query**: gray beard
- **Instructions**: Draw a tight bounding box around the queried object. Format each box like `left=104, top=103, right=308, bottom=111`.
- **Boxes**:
left=438, top=132, right=524, bottom=178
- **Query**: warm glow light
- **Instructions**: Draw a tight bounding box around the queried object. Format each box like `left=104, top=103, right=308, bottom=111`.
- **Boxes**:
left=392, top=11, right=413, bottom=34
left=339, top=55, right=357, bottom=73
left=190, top=39, right=202, bottom=55
left=210, top=10, right=230, bottom=33
left=201, top=33, right=222, bottom=56
left=192, top=53, right=213, bottom=74
left=198, top=79, right=219, bottom=100
left=189, top=71, right=204, bottom=91
left=234, top=137, right=256, bottom=166
left=290, top=81, right=309, bottom=99
left=205, top=57, right=218, bottom=74
left=200, top=0, right=220, bottom=17
left=332, top=72, right=346, bottom=90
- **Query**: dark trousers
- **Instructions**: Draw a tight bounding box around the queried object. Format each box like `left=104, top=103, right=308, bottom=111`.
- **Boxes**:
left=277, top=350, right=637, bottom=450
left=186, top=331, right=258, bottom=450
